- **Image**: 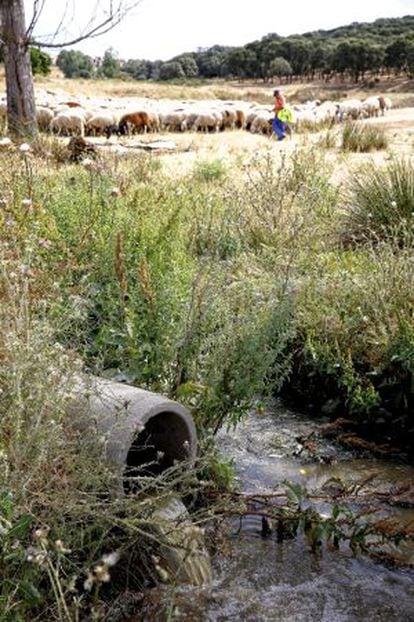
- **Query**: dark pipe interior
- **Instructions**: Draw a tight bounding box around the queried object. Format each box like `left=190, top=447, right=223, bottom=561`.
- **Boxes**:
left=123, top=411, right=191, bottom=492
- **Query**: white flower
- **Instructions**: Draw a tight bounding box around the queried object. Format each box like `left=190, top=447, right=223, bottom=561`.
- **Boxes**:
left=81, top=158, right=93, bottom=169
left=21, top=198, right=32, bottom=208
left=110, top=186, right=121, bottom=197
left=101, top=551, right=120, bottom=567
left=19, top=142, right=31, bottom=153
left=55, top=540, right=71, bottom=554
left=391, top=201, right=397, bottom=207
left=0, top=137, right=12, bottom=148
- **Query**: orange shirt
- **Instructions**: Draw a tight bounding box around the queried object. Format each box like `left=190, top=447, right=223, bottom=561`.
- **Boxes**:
left=274, top=93, right=286, bottom=112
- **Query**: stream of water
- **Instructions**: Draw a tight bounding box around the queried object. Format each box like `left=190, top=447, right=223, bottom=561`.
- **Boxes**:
left=140, top=403, right=414, bottom=621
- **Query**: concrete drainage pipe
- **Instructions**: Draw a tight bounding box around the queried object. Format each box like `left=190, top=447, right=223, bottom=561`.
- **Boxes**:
left=70, top=376, right=197, bottom=491
left=70, top=376, right=211, bottom=585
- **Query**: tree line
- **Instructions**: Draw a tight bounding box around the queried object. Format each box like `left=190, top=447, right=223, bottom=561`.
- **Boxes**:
left=52, top=16, right=414, bottom=83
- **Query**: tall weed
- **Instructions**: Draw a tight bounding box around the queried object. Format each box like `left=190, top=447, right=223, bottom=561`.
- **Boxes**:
left=340, top=158, right=414, bottom=246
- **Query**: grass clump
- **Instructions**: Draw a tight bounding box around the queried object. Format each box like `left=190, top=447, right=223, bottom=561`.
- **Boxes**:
left=341, top=122, right=388, bottom=152
left=192, top=159, right=227, bottom=182
left=340, top=158, right=414, bottom=246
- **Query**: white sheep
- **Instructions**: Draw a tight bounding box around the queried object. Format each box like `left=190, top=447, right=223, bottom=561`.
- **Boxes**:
left=250, top=112, right=273, bottom=135
left=336, top=99, right=363, bottom=122
left=49, top=112, right=85, bottom=136
left=362, top=96, right=381, bottom=118
left=191, top=111, right=221, bottom=133
left=85, top=112, right=118, bottom=136
left=160, top=111, right=188, bottom=132
left=36, top=106, right=54, bottom=131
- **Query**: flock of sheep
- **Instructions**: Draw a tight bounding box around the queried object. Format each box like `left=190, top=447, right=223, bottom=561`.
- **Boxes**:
left=0, top=89, right=392, bottom=138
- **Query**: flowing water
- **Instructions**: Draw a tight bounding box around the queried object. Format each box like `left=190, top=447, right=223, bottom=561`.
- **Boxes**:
left=140, top=403, right=414, bottom=621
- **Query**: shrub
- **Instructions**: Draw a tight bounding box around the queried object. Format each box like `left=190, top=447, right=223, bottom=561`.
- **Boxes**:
left=341, top=122, right=388, bottom=153
left=340, top=158, right=414, bottom=245
left=192, top=159, right=227, bottom=182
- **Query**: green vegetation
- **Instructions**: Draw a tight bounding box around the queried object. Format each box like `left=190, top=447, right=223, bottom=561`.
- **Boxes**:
left=341, top=122, right=388, bottom=153
left=340, top=158, right=414, bottom=244
left=56, top=16, right=414, bottom=84
left=1, top=137, right=414, bottom=618
left=30, top=48, right=52, bottom=76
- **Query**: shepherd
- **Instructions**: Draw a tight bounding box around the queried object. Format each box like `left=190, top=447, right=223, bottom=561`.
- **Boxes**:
left=272, top=89, right=293, bottom=141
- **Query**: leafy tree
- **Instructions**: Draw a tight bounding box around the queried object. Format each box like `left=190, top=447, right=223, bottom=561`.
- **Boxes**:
left=56, top=49, right=94, bottom=79
left=196, top=45, right=229, bottom=78
left=122, top=58, right=152, bottom=80
left=159, top=61, right=185, bottom=80
left=269, top=57, right=293, bottom=80
left=226, top=47, right=257, bottom=79
left=385, top=38, right=410, bottom=74
left=172, top=54, right=199, bottom=78
left=98, top=48, right=121, bottom=79
left=30, top=47, right=52, bottom=76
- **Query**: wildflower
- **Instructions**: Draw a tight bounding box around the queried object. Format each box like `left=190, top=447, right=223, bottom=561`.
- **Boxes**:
left=83, top=571, right=95, bottom=592
left=33, top=527, right=49, bottom=546
left=19, top=142, right=31, bottom=153
left=391, top=201, right=397, bottom=208
left=21, top=198, right=32, bottom=208
left=101, top=551, right=120, bottom=567
left=93, top=563, right=110, bottom=583
left=55, top=539, right=71, bottom=554
left=38, top=238, right=51, bottom=248
left=81, top=158, right=93, bottom=169
left=25, top=546, right=47, bottom=565
left=156, top=450, right=165, bottom=461
left=110, top=186, right=121, bottom=198
left=0, top=198, right=7, bottom=208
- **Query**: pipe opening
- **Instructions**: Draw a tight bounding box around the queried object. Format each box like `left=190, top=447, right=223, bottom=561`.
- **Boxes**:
left=123, top=411, right=192, bottom=492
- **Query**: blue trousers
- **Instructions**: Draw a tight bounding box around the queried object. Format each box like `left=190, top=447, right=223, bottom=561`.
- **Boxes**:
left=272, top=116, right=285, bottom=140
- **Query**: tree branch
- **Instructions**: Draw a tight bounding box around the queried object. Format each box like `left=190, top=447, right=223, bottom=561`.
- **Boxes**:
left=25, top=0, right=47, bottom=39
left=29, top=0, right=142, bottom=49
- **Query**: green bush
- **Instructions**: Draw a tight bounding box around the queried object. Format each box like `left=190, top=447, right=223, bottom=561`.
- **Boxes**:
left=341, top=122, right=388, bottom=153
left=340, top=158, right=414, bottom=245
left=192, top=159, right=227, bottom=182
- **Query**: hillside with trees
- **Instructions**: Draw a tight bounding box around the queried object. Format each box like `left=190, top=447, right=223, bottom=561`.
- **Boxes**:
left=54, top=16, right=414, bottom=84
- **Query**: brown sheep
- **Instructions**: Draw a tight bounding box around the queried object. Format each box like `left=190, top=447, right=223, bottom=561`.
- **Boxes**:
left=119, top=111, right=159, bottom=135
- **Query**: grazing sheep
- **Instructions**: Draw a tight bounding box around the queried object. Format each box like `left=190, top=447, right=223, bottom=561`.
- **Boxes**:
left=86, top=113, right=118, bottom=136
left=49, top=112, right=85, bottom=137
left=335, top=99, right=363, bottom=122
left=191, top=112, right=221, bottom=133
left=378, top=96, right=392, bottom=116
left=250, top=112, right=273, bottom=135
left=36, top=106, right=54, bottom=131
left=235, top=109, right=246, bottom=129
left=160, top=111, right=188, bottom=132
left=362, top=96, right=381, bottom=118
left=220, top=109, right=237, bottom=131
left=118, top=111, right=159, bottom=135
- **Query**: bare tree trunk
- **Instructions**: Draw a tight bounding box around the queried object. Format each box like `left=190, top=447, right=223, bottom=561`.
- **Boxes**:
left=0, top=0, right=37, bottom=137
